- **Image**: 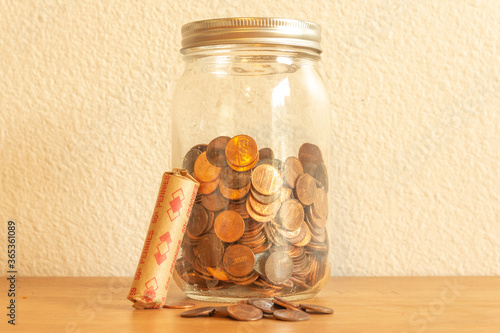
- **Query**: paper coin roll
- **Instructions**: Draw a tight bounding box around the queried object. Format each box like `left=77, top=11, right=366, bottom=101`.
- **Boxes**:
left=128, top=169, right=199, bottom=308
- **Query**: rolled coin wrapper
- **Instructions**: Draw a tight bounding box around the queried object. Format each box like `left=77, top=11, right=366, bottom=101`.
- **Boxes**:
left=128, top=169, right=199, bottom=309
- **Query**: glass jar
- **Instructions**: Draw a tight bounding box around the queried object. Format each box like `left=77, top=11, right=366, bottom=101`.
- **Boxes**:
left=171, top=18, right=330, bottom=302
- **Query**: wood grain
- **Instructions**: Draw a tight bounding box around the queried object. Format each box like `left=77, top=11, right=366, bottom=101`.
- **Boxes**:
left=1, top=277, right=499, bottom=332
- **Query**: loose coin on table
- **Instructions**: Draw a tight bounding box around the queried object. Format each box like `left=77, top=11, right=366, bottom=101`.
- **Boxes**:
left=250, top=299, right=277, bottom=314
left=273, top=309, right=310, bottom=321
left=299, top=303, right=334, bottom=314
left=273, top=297, right=301, bottom=310
left=180, top=306, right=216, bottom=317
left=212, top=306, right=230, bottom=317
left=227, top=304, right=263, bottom=321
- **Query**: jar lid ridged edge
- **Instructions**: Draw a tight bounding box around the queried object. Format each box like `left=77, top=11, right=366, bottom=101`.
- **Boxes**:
left=181, top=17, right=322, bottom=53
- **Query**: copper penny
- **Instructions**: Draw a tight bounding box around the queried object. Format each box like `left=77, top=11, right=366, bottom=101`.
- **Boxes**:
left=251, top=164, right=282, bottom=196
left=250, top=187, right=281, bottom=205
left=281, top=222, right=306, bottom=243
left=314, top=162, right=329, bottom=193
left=197, top=233, right=224, bottom=267
left=299, top=303, right=334, bottom=314
left=298, top=143, right=323, bottom=166
left=228, top=201, right=250, bottom=219
left=274, top=297, right=300, bottom=310
left=306, top=206, right=327, bottom=228
left=280, top=187, right=292, bottom=202
left=187, top=203, right=209, bottom=237
left=190, top=143, right=207, bottom=152
left=273, top=309, right=309, bottom=321
left=310, top=227, right=327, bottom=243
left=180, top=306, right=215, bottom=317
left=312, top=188, right=328, bottom=219
left=227, top=271, right=259, bottom=286
left=163, top=301, right=196, bottom=309
left=258, top=147, right=274, bottom=160
left=227, top=157, right=258, bottom=172
left=206, top=136, right=231, bottom=167
left=302, top=162, right=317, bottom=177
left=246, top=199, right=276, bottom=223
left=197, top=177, right=219, bottom=195
left=264, top=222, right=289, bottom=247
left=248, top=193, right=281, bottom=216
left=294, top=223, right=311, bottom=247
left=225, top=135, right=258, bottom=167
left=247, top=298, right=265, bottom=305
left=295, top=173, right=317, bottom=206
left=220, top=166, right=251, bottom=189
left=207, top=266, right=230, bottom=281
left=223, top=244, right=255, bottom=277
left=279, top=199, right=304, bottom=231
left=265, top=252, right=293, bottom=284
left=253, top=252, right=268, bottom=276
left=219, top=181, right=250, bottom=201
left=194, top=152, right=221, bottom=183
left=227, top=304, right=263, bottom=321
left=250, top=299, right=276, bottom=314
left=213, top=306, right=230, bottom=317
left=283, top=157, right=303, bottom=188
left=214, top=210, right=245, bottom=243
left=201, top=190, right=229, bottom=212
left=182, top=148, right=203, bottom=176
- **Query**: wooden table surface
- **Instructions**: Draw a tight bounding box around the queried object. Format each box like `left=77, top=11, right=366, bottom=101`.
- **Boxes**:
left=1, top=277, right=499, bottom=332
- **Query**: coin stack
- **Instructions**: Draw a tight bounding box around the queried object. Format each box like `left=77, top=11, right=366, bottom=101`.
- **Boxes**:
left=176, top=135, right=329, bottom=297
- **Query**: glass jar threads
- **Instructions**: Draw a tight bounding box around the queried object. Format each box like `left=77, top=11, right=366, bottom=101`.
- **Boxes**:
left=171, top=17, right=331, bottom=302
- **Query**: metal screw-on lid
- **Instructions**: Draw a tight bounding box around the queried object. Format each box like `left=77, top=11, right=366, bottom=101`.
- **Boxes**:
left=181, top=17, right=322, bottom=53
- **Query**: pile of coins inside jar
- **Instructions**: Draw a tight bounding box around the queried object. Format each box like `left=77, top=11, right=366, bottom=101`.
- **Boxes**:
left=176, top=134, right=329, bottom=296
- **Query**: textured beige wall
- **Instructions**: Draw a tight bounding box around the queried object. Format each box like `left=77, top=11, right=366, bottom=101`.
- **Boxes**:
left=0, top=0, right=498, bottom=277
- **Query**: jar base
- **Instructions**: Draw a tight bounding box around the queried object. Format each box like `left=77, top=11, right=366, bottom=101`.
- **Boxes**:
left=182, top=290, right=320, bottom=303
